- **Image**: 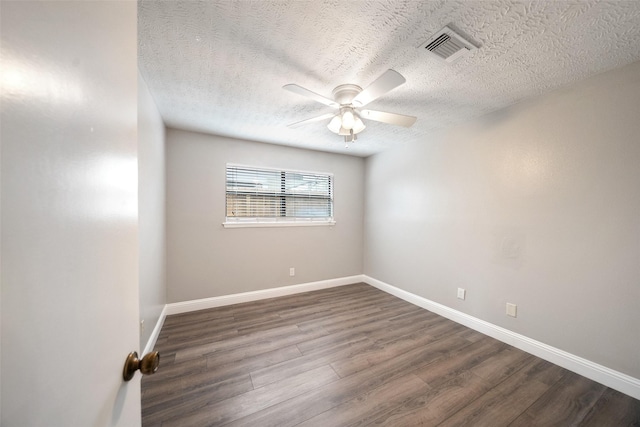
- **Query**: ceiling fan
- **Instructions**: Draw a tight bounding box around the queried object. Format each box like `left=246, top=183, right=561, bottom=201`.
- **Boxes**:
left=283, top=69, right=417, bottom=146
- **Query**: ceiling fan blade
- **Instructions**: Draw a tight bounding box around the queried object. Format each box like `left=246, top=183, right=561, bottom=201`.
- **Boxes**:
left=287, top=112, right=335, bottom=128
left=352, top=69, right=406, bottom=107
left=283, top=84, right=339, bottom=108
left=360, top=109, right=417, bottom=127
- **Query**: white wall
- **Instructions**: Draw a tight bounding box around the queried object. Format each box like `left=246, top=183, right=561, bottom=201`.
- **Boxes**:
left=138, top=72, right=166, bottom=350
left=166, top=129, right=365, bottom=303
left=364, top=60, right=640, bottom=379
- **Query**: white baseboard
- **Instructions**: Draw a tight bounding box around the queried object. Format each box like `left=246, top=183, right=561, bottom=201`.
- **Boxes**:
left=143, top=304, right=167, bottom=355
left=164, top=275, right=366, bottom=315
left=148, top=276, right=363, bottom=353
left=363, top=275, right=640, bottom=400
left=148, top=274, right=640, bottom=400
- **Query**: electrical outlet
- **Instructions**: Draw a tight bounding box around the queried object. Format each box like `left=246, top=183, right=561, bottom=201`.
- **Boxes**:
left=506, top=303, right=517, bottom=317
left=289, top=267, right=295, bottom=277
left=457, top=288, right=466, bottom=300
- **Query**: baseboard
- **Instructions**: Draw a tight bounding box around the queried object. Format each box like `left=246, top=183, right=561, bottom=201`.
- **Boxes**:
left=151, top=274, right=640, bottom=400
left=363, top=275, right=640, bottom=400
left=164, top=275, right=366, bottom=315
left=143, top=305, right=167, bottom=355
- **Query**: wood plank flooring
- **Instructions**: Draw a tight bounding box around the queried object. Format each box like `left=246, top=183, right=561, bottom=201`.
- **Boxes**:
left=142, top=283, right=640, bottom=426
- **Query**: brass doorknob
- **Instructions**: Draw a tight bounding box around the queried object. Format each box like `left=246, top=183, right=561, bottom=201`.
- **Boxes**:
left=123, top=351, right=160, bottom=381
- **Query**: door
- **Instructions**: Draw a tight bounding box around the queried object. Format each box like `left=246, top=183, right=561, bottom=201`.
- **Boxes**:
left=1, top=1, right=141, bottom=425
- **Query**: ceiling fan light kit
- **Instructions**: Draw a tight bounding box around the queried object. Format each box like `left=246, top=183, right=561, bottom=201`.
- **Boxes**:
left=341, top=108, right=355, bottom=129
left=352, top=116, right=365, bottom=133
left=284, top=69, right=417, bottom=147
left=328, top=106, right=366, bottom=136
left=327, top=115, right=342, bottom=133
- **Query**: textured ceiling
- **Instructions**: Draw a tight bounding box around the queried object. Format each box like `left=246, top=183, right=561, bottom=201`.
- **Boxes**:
left=138, top=1, right=640, bottom=157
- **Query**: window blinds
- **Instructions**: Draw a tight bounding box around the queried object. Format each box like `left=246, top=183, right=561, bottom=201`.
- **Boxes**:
left=226, top=165, right=333, bottom=222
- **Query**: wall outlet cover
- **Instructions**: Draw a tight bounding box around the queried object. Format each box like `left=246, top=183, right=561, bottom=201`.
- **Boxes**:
left=457, top=288, right=466, bottom=300
left=506, top=303, right=517, bottom=317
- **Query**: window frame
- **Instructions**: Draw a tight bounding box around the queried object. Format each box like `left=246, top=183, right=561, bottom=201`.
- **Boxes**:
left=223, top=163, right=336, bottom=228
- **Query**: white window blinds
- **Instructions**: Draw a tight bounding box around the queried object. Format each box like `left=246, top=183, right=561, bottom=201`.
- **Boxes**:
left=225, top=164, right=333, bottom=225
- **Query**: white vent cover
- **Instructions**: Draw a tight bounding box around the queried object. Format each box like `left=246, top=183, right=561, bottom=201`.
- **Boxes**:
left=419, top=25, right=477, bottom=63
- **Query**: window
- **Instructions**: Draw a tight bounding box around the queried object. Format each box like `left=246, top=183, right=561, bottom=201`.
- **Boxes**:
left=224, top=164, right=334, bottom=227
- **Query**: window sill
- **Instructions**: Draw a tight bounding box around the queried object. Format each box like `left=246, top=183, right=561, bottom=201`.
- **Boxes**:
left=222, top=220, right=336, bottom=229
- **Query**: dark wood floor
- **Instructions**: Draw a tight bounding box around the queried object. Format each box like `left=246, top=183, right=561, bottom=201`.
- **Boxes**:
left=142, top=283, right=640, bottom=426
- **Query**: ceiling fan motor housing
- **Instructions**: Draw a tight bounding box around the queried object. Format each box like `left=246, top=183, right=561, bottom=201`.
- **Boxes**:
left=332, top=84, right=362, bottom=105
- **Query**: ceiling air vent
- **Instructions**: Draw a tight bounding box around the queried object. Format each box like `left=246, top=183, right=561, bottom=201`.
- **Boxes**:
left=418, top=25, right=477, bottom=63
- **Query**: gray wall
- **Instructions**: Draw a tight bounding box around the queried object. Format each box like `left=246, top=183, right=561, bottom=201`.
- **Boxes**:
left=364, top=60, right=640, bottom=379
left=166, top=129, right=365, bottom=302
left=138, top=72, right=167, bottom=350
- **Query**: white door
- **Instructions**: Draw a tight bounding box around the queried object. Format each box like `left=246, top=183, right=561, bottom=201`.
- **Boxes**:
left=1, top=2, right=141, bottom=425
